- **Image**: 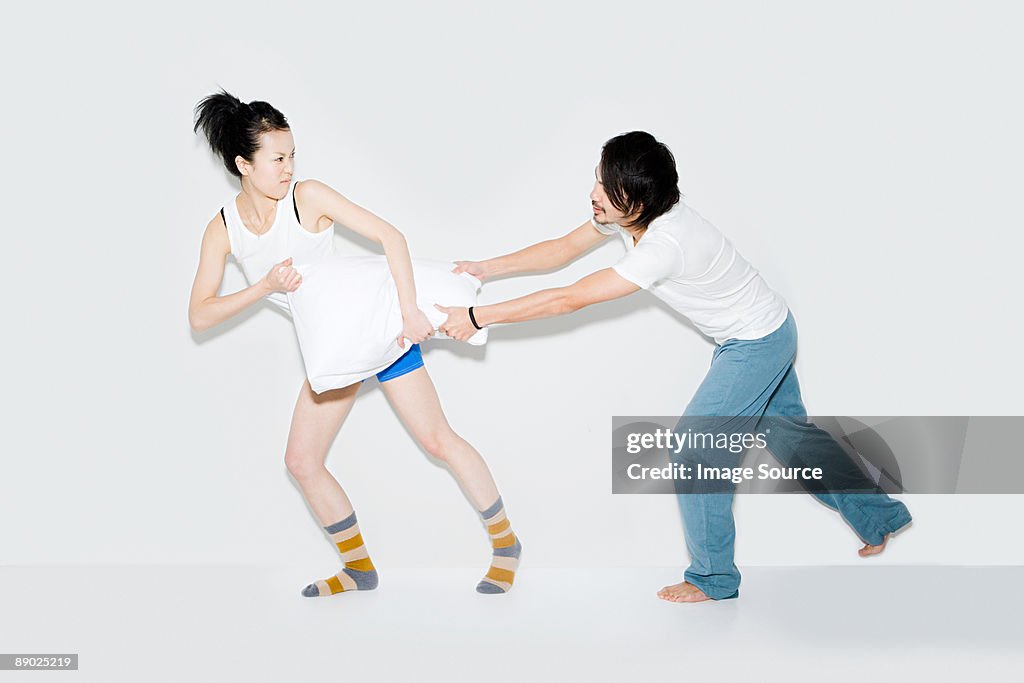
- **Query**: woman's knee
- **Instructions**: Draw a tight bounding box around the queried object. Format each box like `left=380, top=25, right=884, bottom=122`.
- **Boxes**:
left=285, top=449, right=326, bottom=481
left=419, top=429, right=460, bottom=461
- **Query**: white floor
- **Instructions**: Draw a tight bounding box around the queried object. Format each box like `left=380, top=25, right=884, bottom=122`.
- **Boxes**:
left=2, top=565, right=1021, bottom=682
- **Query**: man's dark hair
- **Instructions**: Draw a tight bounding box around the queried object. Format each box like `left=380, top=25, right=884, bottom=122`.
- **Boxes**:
left=600, top=131, right=681, bottom=229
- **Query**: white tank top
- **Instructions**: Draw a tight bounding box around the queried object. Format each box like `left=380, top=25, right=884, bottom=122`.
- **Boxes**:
left=221, top=181, right=334, bottom=314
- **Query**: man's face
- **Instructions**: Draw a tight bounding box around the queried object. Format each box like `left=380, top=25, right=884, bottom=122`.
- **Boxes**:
left=590, top=166, right=635, bottom=225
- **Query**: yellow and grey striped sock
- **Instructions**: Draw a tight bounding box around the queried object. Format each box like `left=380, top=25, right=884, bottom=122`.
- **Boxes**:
left=476, top=497, right=522, bottom=594
left=301, top=512, right=379, bottom=597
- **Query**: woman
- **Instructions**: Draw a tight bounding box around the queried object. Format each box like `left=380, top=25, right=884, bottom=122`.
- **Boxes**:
left=188, top=90, right=521, bottom=596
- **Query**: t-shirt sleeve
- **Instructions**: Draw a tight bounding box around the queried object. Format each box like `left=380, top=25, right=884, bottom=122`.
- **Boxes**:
left=590, top=217, right=619, bottom=236
left=610, top=233, right=684, bottom=289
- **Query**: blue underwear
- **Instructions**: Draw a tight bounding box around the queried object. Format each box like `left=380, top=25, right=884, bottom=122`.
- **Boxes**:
left=370, top=344, right=424, bottom=383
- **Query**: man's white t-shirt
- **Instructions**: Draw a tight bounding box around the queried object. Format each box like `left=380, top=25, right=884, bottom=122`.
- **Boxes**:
left=593, top=202, right=789, bottom=344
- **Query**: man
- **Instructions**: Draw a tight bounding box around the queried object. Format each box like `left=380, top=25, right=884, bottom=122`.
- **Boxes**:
left=437, top=131, right=911, bottom=603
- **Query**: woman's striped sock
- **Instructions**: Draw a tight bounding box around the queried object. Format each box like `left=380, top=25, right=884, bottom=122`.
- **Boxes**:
left=301, top=512, right=379, bottom=597
left=476, top=497, right=522, bottom=594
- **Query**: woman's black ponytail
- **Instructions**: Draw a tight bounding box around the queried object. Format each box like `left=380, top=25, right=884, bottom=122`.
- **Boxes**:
left=193, top=90, right=289, bottom=177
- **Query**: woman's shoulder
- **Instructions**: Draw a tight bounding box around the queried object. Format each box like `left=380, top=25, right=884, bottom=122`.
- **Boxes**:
left=295, top=178, right=327, bottom=197
left=201, top=195, right=239, bottom=253
left=210, top=192, right=243, bottom=227
left=200, top=210, right=231, bottom=255
left=206, top=204, right=229, bottom=234
left=295, top=177, right=350, bottom=204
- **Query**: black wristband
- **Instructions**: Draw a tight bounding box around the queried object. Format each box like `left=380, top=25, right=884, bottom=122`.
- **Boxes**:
left=468, top=306, right=483, bottom=330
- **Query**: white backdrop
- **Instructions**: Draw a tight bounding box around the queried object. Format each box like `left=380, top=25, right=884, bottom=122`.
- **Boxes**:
left=4, top=1, right=1022, bottom=570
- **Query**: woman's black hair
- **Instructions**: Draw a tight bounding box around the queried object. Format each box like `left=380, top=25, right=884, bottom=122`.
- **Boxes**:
left=193, top=90, right=290, bottom=177
left=599, top=131, right=681, bottom=229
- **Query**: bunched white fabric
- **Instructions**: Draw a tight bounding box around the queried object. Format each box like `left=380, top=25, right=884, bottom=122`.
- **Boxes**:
left=288, top=255, right=488, bottom=393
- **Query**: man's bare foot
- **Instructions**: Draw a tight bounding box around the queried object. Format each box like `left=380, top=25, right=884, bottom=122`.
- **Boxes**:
left=858, top=534, right=888, bottom=557
left=657, top=581, right=712, bottom=603
left=859, top=520, right=912, bottom=557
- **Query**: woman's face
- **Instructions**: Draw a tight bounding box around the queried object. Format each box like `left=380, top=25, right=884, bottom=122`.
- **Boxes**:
left=237, top=128, right=295, bottom=199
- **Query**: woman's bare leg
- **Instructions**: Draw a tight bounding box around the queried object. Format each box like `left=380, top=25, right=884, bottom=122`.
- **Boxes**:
left=284, top=379, right=359, bottom=524
left=284, top=380, right=379, bottom=597
left=380, top=366, right=521, bottom=593
left=378, top=366, right=499, bottom=508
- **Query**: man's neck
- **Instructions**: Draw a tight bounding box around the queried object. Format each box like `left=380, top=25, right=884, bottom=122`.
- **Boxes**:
left=627, top=226, right=647, bottom=246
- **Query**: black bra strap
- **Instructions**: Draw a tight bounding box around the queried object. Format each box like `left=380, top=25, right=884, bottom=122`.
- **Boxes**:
left=219, top=207, right=226, bottom=227
left=292, top=181, right=301, bottom=225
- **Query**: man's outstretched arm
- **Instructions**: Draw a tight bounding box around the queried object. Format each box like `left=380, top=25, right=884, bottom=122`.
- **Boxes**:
left=453, top=220, right=609, bottom=281
left=437, top=268, right=640, bottom=340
